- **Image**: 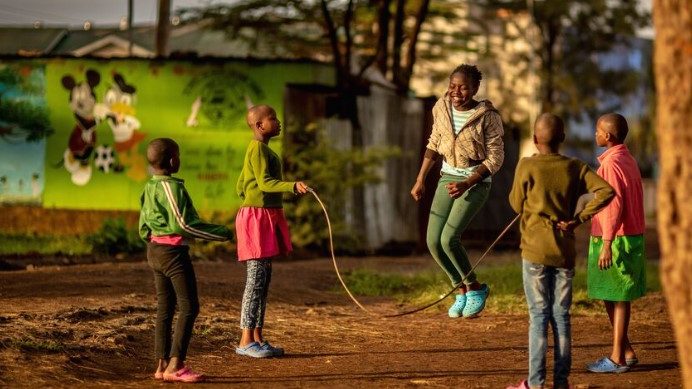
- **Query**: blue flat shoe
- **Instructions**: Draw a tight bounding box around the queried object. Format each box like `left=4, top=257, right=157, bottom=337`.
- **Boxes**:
left=462, top=284, right=489, bottom=318
left=261, top=341, right=284, bottom=357
left=448, top=294, right=466, bottom=318
left=236, top=342, right=273, bottom=358
left=586, top=357, right=630, bottom=373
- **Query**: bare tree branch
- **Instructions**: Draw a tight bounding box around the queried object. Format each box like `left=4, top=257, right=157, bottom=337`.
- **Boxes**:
left=391, top=0, right=405, bottom=86
left=320, top=0, right=345, bottom=84
left=402, top=0, right=431, bottom=90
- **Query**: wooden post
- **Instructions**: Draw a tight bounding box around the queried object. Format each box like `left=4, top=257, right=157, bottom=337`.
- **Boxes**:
left=156, top=0, right=170, bottom=57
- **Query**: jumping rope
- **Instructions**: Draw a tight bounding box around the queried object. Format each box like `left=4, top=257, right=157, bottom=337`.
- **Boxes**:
left=307, top=186, right=520, bottom=318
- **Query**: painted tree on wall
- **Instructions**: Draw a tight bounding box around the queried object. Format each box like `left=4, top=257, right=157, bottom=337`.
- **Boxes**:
left=0, top=64, right=52, bottom=143
left=653, top=0, right=692, bottom=387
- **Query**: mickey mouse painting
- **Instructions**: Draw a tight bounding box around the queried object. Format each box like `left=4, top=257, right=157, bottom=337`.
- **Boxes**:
left=60, top=69, right=100, bottom=186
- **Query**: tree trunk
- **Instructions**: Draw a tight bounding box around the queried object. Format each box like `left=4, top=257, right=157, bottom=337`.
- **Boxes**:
left=156, top=0, right=171, bottom=57
left=401, top=0, right=431, bottom=92
left=653, top=1, right=692, bottom=387
left=375, top=0, right=391, bottom=75
left=392, top=0, right=405, bottom=87
left=540, top=19, right=559, bottom=113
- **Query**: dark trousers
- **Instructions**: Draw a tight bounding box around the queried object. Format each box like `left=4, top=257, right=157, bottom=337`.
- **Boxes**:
left=147, top=243, right=199, bottom=361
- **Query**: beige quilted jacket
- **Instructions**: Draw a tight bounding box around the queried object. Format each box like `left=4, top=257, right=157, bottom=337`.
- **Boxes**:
left=426, top=97, right=505, bottom=175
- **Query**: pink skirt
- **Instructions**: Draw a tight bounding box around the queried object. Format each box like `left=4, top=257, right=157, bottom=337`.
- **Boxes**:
left=235, top=207, right=293, bottom=261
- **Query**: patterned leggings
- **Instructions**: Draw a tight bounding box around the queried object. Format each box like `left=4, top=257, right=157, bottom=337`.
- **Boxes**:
left=240, top=258, right=272, bottom=329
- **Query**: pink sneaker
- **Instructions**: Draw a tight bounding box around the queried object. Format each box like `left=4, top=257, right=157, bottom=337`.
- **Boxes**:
left=162, top=366, right=204, bottom=383
left=506, top=379, right=529, bottom=389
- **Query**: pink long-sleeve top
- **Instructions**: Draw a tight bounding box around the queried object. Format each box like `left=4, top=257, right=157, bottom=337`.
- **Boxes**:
left=591, top=144, right=645, bottom=240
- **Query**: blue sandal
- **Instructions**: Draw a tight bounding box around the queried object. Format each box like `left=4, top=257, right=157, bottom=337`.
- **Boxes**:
left=261, top=341, right=285, bottom=357
left=448, top=294, right=467, bottom=318
left=462, top=284, right=489, bottom=318
left=586, top=357, right=630, bottom=373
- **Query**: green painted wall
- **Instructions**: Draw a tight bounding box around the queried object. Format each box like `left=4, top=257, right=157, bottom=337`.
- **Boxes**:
left=0, top=58, right=332, bottom=211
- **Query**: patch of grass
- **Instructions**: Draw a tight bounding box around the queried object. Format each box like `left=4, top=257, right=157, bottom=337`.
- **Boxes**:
left=342, top=262, right=662, bottom=315
left=1, top=338, right=65, bottom=353
left=87, top=218, right=144, bottom=256
left=339, top=269, right=435, bottom=296
left=0, top=234, right=91, bottom=255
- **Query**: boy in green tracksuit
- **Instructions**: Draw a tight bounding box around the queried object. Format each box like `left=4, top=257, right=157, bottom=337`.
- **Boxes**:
left=139, top=137, right=232, bottom=383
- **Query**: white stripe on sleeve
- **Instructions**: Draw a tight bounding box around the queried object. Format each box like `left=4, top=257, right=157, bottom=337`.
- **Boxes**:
left=161, top=181, right=226, bottom=241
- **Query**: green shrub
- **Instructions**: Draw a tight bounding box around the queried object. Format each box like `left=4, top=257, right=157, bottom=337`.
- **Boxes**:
left=283, top=122, right=400, bottom=253
left=87, top=218, right=145, bottom=256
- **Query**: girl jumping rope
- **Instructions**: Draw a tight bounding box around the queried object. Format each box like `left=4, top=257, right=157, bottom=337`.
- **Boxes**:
left=410, top=64, right=505, bottom=319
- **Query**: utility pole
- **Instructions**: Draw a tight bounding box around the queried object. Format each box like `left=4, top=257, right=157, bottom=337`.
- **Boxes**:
left=127, top=0, right=133, bottom=56
left=156, top=0, right=170, bottom=57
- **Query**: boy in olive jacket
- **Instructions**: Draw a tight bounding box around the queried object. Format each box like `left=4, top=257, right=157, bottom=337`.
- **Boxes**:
left=506, top=114, right=614, bottom=389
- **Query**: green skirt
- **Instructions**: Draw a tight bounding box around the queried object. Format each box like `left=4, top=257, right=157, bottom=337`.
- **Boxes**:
left=587, top=235, right=646, bottom=301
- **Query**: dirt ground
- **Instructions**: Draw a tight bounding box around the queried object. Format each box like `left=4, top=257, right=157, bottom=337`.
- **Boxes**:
left=0, top=253, right=680, bottom=388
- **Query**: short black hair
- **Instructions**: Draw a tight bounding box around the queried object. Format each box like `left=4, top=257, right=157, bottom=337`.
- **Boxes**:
left=534, top=113, right=565, bottom=147
left=598, top=113, right=629, bottom=142
left=450, top=64, right=483, bottom=88
left=147, top=138, right=179, bottom=170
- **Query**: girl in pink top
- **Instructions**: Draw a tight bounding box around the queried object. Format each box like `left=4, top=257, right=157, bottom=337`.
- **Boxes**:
left=586, top=113, right=646, bottom=374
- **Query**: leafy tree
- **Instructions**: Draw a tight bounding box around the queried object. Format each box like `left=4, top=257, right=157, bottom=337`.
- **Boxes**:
left=178, top=0, right=447, bottom=237
left=177, top=0, right=443, bottom=95
left=475, top=0, right=650, bottom=124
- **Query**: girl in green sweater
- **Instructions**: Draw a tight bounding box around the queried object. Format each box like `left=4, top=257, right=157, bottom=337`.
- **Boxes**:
left=234, top=105, right=308, bottom=358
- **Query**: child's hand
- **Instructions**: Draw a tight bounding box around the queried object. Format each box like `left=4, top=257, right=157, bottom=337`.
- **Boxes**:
left=556, top=220, right=579, bottom=233
left=410, top=180, right=425, bottom=201
left=446, top=180, right=471, bottom=199
left=294, top=181, right=309, bottom=194
left=598, top=240, right=613, bottom=270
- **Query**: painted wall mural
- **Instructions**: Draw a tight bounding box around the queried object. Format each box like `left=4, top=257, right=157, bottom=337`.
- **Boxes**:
left=0, top=63, right=50, bottom=205
left=0, top=59, right=332, bottom=211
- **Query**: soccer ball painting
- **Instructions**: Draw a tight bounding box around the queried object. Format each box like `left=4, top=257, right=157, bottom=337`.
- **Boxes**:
left=94, top=144, right=116, bottom=173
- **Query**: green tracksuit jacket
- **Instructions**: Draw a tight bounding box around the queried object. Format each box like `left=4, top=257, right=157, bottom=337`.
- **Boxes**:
left=139, top=175, right=232, bottom=242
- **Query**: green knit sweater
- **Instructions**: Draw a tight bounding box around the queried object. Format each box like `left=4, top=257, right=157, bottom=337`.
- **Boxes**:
left=509, top=154, right=614, bottom=268
left=236, top=140, right=295, bottom=208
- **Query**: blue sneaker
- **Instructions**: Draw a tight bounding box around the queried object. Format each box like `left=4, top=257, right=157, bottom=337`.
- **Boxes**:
left=586, top=357, right=630, bottom=373
left=462, top=284, right=489, bottom=318
left=448, top=294, right=466, bottom=318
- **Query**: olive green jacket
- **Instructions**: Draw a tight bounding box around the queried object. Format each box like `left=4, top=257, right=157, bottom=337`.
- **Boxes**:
left=509, top=154, right=614, bottom=268
left=236, top=140, right=295, bottom=208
